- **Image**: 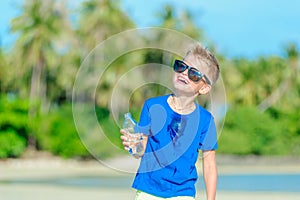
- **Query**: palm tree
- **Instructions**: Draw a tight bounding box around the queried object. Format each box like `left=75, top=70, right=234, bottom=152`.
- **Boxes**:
left=76, top=0, right=135, bottom=108
left=9, top=0, right=73, bottom=148
left=0, top=48, right=8, bottom=92
left=258, top=44, right=299, bottom=112
left=159, top=4, right=204, bottom=40
left=78, top=0, right=135, bottom=52
left=10, top=0, right=72, bottom=113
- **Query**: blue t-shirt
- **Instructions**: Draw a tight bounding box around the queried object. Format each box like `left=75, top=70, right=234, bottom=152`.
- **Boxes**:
left=132, top=94, right=218, bottom=198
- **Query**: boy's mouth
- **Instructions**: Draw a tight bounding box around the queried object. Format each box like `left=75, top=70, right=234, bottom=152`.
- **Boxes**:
left=178, top=76, right=189, bottom=84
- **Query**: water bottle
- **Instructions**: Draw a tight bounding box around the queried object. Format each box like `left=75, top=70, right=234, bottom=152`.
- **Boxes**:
left=123, top=113, right=144, bottom=157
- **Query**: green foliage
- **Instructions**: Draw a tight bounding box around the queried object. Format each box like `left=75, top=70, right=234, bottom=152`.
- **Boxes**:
left=0, top=130, right=26, bottom=158
left=96, top=116, right=123, bottom=158
left=95, top=106, right=123, bottom=157
left=267, top=107, right=300, bottom=154
left=36, top=104, right=90, bottom=158
left=0, top=96, right=29, bottom=134
left=0, top=95, right=30, bottom=158
left=219, top=106, right=298, bottom=155
left=36, top=104, right=122, bottom=159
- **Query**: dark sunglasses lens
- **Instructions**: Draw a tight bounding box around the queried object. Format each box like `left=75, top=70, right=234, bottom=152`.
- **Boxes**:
left=188, top=68, right=202, bottom=82
left=174, top=60, right=187, bottom=73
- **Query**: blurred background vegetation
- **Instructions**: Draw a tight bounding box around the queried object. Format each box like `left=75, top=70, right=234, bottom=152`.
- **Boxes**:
left=0, top=0, right=299, bottom=159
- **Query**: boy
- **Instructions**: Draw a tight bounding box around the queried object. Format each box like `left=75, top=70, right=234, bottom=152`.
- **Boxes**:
left=121, top=43, right=220, bottom=200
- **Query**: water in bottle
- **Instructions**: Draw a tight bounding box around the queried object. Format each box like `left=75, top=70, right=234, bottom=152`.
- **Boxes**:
left=123, top=112, right=144, bottom=157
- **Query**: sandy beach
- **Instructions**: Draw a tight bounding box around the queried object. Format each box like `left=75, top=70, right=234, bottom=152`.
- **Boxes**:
left=1, top=152, right=300, bottom=200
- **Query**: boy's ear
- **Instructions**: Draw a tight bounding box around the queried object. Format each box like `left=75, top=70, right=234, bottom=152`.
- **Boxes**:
left=198, top=84, right=211, bottom=95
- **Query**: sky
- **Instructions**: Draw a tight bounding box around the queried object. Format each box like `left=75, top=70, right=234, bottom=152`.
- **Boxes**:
left=1, top=0, right=300, bottom=59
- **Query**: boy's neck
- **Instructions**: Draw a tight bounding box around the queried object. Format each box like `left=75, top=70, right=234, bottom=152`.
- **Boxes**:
left=168, top=94, right=197, bottom=114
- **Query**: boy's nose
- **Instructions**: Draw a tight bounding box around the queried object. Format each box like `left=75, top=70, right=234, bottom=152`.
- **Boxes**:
left=182, top=68, right=188, bottom=76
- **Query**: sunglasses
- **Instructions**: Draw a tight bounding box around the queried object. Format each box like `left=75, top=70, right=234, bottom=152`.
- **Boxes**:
left=173, top=60, right=211, bottom=85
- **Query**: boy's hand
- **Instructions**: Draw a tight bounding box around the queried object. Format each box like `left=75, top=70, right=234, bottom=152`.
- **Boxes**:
left=120, top=129, right=131, bottom=151
left=120, top=129, right=148, bottom=157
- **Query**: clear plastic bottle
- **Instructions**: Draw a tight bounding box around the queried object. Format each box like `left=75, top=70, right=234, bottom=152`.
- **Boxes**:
left=123, top=113, right=144, bottom=158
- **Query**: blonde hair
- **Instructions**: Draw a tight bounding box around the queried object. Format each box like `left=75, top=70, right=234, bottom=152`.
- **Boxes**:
left=185, top=43, right=220, bottom=85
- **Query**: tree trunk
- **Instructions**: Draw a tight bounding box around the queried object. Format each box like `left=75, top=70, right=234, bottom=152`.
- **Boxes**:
left=28, top=54, right=47, bottom=148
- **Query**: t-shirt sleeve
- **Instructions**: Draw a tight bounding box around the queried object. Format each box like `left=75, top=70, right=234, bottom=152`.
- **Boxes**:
left=199, top=115, right=218, bottom=151
left=134, top=101, right=151, bottom=135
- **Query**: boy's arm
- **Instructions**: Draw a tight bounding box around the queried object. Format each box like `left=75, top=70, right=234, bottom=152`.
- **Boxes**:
left=202, top=150, right=217, bottom=200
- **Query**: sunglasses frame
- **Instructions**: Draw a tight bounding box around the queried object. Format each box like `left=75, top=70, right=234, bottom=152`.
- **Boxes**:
left=173, top=60, right=212, bottom=85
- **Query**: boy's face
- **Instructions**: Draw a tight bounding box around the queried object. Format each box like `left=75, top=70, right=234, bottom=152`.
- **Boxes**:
left=172, top=55, right=211, bottom=96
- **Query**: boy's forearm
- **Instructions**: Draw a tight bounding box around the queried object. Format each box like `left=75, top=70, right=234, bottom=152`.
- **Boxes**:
left=204, top=164, right=217, bottom=200
left=202, top=151, right=217, bottom=200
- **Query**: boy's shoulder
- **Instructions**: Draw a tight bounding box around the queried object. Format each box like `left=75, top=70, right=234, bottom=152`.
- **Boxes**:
left=196, top=103, right=214, bottom=122
left=197, top=103, right=211, bottom=115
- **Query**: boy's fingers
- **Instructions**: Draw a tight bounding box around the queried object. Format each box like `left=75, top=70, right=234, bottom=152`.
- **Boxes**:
left=122, top=141, right=130, bottom=147
left=120, top=133, right=130, bottom=151
left=120, top=129, right=128, bottom=135
left=120, top=135, right=128, bottom=141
